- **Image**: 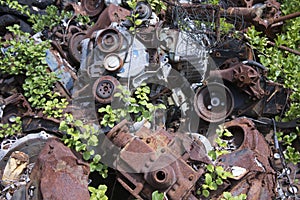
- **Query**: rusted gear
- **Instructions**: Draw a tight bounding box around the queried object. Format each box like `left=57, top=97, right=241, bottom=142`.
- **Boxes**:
left=233, top=65, right=259, bottom=88
left=68, top=31, right=86, bottom=65
left=81, top=0, right=104, bottom=17
left=92, top=76, right=120, bottom=104
left=97, top=28, right=123, bottom=53
left=194, top=82, right=234, bottom=122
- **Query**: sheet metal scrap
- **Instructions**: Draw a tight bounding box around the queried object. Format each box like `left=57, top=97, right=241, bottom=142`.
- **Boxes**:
left=27, top=139, right=90, bottom=200
left=105, top=120, right=211, bottom=200
left=214, top=118, right=277, bottom=200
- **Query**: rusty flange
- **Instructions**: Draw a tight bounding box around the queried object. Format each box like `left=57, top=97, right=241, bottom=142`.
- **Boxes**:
left=92, top=76, right=120, bottom=104
left=194, top=82, right=234, bottom=122
left=97, top=28, right=123, bottom=53
left=81, top=0, right=104, bottom=17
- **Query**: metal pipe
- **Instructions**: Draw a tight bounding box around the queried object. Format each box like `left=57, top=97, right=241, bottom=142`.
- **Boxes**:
left=267, top=41, right=300, bottom=56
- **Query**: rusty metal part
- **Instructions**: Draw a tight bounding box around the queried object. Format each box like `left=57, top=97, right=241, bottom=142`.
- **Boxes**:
left=68, top=31, right=87, bottom=65
left=267, top=11, right=300, bottom=26
left=93, top=76, right=120, bottom=104
left=0, top=93, right=32, bottom=124
left=86, top=4, right=130, bottom=37
left=194, top=82, right=234, bottom=123
left=97, top=28, right=123, bottom=53
left=64, top=2, right=87, bottom=16
left=215, top=118, right=276, bottom=199
left=210, top=61, right=265, bottom=100
left=81, top=0, right=104, bottom=17
left=21, top=116, right=61, bottom=136
left=27, top=139, right=90, bottom=200
left=103, top=53, right=123, bottom=72
left=267, top=41, right=300, bottom=56
left=105, top=120, right=211, bottom=199
left=136, top=1, right=152, bottom=20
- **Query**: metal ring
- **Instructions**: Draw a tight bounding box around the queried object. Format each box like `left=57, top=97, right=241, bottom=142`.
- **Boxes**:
left=194, top=82, right=234, bottom=122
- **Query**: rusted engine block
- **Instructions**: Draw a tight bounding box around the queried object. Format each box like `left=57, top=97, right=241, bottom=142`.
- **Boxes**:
left=105, top=120, right=212, bottom=199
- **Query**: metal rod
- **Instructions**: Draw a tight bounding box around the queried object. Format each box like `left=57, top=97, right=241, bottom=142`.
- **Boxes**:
left=267, top=41, right=300, bottom=56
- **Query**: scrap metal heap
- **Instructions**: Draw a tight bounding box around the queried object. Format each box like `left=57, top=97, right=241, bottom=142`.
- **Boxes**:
left=0, top=0, right=300, bottom=199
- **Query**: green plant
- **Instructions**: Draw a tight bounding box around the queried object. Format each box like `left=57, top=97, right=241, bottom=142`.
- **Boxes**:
left=88, top=185, right=108, bottom=200
left=152, top=191, right=164, bottom=200
left=245, top=0, right=300, bottom=165
left=99, top=84, right=166, bottom=128
left=284, top=146, right=300, bottom=165
left=29, top=5, right=73, bottom=32
left=221, top=192, right=247, bottom=200
left=208, top=125, right=232, bottom=160
left=0, top=0, right=31, bottom=16
left=60, top=113, right=108, bottom=178
left=0, top=25, right=68, bottom=118
left=146, top=0, right=167, bottom=14
left=0, top=117, right=22, bottom=138
left=126, top=0, right=144, bottom=33
left=199, top=164, right=232, bottom=198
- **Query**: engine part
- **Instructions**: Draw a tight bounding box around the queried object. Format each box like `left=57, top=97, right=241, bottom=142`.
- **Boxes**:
left=117, top=37, right=149, bottom=78
left=215, top=118, right=277, bottom=199
left=135, top=1, right=152, bottom=20
left=97, top=28, right=123, bottom=53
left=27, top=139, right=90, bottom=200
left=68, top=31, right=87, bottom=65
left=103, top=53, right=124, bottom=72
left=81, top=0, right=104, bottom=17
left=105, top=120, right=211, bottom=200
left=93, top=75, right=120, bottom=104
left=86, top=4, right=130, bottom=37
left=210, top=61, right=265, bottom=100
left=194, top=82, right=234, bottom=122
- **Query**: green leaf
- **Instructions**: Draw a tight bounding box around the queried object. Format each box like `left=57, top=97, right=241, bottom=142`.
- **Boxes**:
left=135, top=19, right=143, bottom=26
left=152, top=191, right=164, bottom=200
left=205, top=173, right=212, bottom=184
left=202, top=189, right=210, bottom=197
left=207, top=164, right=214, bottom=173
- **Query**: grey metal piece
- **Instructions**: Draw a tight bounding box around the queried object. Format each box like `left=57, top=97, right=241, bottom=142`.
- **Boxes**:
left=0, top=131, right=55, bottom=162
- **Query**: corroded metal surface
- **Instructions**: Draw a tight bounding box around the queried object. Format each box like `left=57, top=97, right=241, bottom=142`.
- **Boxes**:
left=27, top=139, right=90, bottom=200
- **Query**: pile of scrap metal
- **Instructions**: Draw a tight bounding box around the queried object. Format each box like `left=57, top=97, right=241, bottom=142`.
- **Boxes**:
left=0, top=0, right=300, bottom=199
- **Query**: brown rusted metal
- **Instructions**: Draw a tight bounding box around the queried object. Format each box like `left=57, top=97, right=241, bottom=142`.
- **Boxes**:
left=106, top=120, right=211, bottom=199
left=267, top=41, right=300, bottom=56
left=210, top=61, right=265, bottom=100
left=92, top=76, right=120, bottom=104
left=215, top=118, right=276, bottom=200
left=81, top=0, right=104, bottom=17
left=0, top=93, right=32, bottom=124
left=27, top=139, right=90, bottom=200
left=68, top=31, right=87, bottom=65
left=269, top=11, right=300, bottom=25
left=96, top=28, right=123, bottom=53
left=194, top=82, right=234, bottom=122
left=86, top=4, right=130, bottom=38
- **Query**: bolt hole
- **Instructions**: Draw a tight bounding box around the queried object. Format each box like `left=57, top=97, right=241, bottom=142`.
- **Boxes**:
left=156, top=171, right=166, bottom=181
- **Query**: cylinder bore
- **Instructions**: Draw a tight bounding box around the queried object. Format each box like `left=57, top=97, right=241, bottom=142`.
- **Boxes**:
left=81, top=0, right=104, bottom=17
left=97, top=29, right=123, bottom=53
left=93, top=76, right=120, bottom=104
left=145, top=166, right=176, bottom=190
left=194, top=82, right=234, bottom=122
